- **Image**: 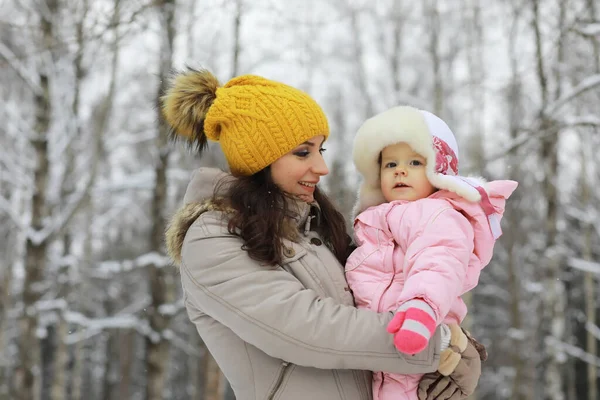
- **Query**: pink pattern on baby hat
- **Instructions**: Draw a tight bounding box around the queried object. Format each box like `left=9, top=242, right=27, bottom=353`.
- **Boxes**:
left=433, top=136, right=459, bottom=176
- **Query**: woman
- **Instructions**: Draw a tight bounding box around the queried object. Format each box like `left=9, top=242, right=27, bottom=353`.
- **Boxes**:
left=162, top=68, right=485, bottom=400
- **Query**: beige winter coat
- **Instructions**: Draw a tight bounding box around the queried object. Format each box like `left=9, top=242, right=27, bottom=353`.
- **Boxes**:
left=166, top=168, right=441, bottom=400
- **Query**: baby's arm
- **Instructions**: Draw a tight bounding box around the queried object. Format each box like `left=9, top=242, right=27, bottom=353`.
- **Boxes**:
left=387, top=205, right=474, bottom=354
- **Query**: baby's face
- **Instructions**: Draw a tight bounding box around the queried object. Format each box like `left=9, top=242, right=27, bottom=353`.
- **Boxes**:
left=380, top=142, right=436, bottom=202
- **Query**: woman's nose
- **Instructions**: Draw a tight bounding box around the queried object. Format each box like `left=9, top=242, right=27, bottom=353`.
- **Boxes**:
left=312, top=154, right=329, bottom=176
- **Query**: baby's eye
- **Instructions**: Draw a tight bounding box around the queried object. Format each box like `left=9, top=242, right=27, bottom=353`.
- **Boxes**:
left=409, top=160, right=424, bottom=166
left=385, top=162, right=397, bottom=168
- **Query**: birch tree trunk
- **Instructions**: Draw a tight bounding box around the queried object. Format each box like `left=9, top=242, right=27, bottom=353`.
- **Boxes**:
left=118, top=330, right=134, bottom=399
left=461, top=2, right=485, bottom=395
left=531, top=0, right=565, bottom=398
left=464, top=0, right=486, bottom=174
left=0, top=146, right=26, bottom=400
left=50, top=3, right=89, bottom=398
left=70, top=338, right=85, bottom=400
left=583, top=3, right=599, bottom=399
left=389, top=1, right=406, bottom=104
left=504, top=5, right=530, bottom=399
left=581, top=131, right=596, bottom=400
left=325, top=88, right=353, bottom=224
left=0, top=243, right=12, bottom=400
left=348, top=4, right=374, bottom=118
left=231, top=0, right=242, bottom=78
left=145, top=1, right=176, bottom=399
left=426, top=0, right=443, bottom=116
left=15, top=2, right=57, bottom=398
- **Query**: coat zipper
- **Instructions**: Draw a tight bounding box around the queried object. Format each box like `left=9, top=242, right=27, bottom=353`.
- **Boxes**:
left=267, top=362, right=290, bottom=400
left=353, top=370, right=370, bottom=399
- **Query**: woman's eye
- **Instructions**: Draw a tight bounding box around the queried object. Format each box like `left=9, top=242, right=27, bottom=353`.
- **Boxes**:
left=294, top=150, right=310, bottom=157
left=319, top=148, right=327, bottom=154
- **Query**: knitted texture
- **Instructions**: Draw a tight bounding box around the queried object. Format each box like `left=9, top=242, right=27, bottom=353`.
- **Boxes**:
left=387, top=299, right=437, bottom=355
left=203, top=75, right=329, bottom=176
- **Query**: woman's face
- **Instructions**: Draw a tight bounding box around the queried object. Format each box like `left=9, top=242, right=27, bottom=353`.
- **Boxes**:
left=271, top=135, right=329, bottom=203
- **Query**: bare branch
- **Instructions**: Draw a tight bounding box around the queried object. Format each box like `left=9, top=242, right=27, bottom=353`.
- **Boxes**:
left=546, top=74, right=600, bottom=114
left=0, top=41, right=42, bottom=95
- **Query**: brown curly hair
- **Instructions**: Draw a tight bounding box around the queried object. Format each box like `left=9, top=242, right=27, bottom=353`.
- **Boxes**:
left=212, top=168, right=352, bottom=266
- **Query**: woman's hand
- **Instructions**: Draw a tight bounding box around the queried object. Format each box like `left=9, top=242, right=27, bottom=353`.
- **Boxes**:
left=417, top=324, right=487, bottom=400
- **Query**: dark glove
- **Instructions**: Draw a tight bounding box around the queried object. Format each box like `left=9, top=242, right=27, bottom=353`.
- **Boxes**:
left=417, top=325, right=487, bottom=400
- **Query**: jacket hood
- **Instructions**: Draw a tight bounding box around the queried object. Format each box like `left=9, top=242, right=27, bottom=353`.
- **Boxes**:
left=431, top=179, right=517, bottom=265
left=183, top=167, right=233, bottom=204
left=432, top=180, right=518, bottom=265
left=356, top=178, right=517, bottom=266
left=166, top=168, right=234, bottom=265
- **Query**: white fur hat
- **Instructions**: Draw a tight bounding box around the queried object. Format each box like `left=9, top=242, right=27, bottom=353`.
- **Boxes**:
left=353, top=106, right=483, bottom=215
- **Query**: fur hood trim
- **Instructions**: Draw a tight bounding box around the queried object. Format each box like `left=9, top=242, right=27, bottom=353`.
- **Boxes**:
left=165, top=200, right=232, bottom=266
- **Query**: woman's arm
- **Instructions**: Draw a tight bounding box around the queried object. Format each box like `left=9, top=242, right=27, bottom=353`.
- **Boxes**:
left=180, top=212, right=441, bottom=374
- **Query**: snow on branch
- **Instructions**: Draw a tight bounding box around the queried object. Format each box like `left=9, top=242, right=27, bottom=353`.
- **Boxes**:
left=92, top=252, right=172, bottom=278
left=63, top=310, right=199, bottom=355
left=573, top=22, right=600, bottom=37
left=485, top=125, right=548, bottom=162
left=486, top=111, right=600, bottom=162
left=566, top=206, right=600, bottom=240
left=36, top=298, right=68, bottom=312
left=106, top=131, right=157, bottom=151
left=63, top=311, right=139, bottom=344
left=562, top=114, right=600, bottom=128
left=162, top=328, right=203, bottom=357
left=94, top=171, right=155, bottom=192
left=93, top=168, right=192, bottom=193
left=546, top=74, right=600, bottom=115
left=546, top=337, right=600, bottom=367
left=565, top=205, right=598, bottom=225
left=586, top=320, right=600, bottom=342
left=568, top=258, right=600, bottom=275
left=27, top=175, right=94, bottom=245
left=0, top=195, right=26, bottom=230
left=0, top=41, right=42, bottom=96
left=158, top=299, right=185, bottom=316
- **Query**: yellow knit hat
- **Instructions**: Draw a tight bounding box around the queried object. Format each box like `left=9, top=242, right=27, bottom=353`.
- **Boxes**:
left=161, top=69, right=329, bottom=176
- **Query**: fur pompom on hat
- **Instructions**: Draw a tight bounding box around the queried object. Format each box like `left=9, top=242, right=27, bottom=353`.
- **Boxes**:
left=353, top=106, right=485, bottom=215
left=160, top=68, right=329, bottom=176
left=161, top=68, right=220, bottom=151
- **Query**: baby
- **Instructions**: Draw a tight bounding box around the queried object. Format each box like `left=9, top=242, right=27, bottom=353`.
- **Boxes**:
left=345, top=106, right=517, bottom=399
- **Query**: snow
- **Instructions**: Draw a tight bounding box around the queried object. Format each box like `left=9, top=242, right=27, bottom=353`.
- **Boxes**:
left=568, top=258, right=600, bottom=275
left=93, top=252, right=172, bottom=278
left=158, top=299, right=184, bottom=316
left=578, top=23, right=600, bottom=37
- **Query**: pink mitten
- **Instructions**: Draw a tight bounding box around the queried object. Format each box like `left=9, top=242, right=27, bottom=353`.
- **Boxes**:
left=388, top=299, right=437, bottom=354
left=387, top=310, right=406, bottom=334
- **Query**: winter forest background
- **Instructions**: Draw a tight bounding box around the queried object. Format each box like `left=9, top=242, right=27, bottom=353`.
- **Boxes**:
left=1, top=0, right=599, bottom=399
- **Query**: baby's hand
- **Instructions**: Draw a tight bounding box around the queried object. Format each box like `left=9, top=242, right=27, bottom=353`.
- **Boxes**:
left=387, top=299, right=436, bottom=354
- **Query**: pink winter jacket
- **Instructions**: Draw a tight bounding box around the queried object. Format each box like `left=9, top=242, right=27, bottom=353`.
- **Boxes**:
left=346, top=180, right=518, bottom=325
